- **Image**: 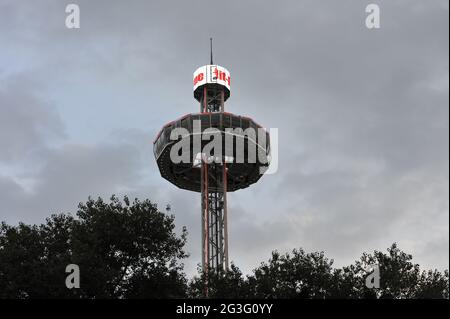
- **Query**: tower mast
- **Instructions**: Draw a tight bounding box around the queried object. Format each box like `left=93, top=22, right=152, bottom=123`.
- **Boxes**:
left=200, top=39, right=229, bottom=281
left=153, top=39, right=270, bottom=298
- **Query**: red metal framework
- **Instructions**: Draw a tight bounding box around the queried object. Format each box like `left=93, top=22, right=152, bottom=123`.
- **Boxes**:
left=200, top=85, right=229, bottom=277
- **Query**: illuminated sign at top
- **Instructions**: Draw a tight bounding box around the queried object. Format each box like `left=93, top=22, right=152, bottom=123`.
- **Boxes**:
left=193, top=65, right=231, bottom=92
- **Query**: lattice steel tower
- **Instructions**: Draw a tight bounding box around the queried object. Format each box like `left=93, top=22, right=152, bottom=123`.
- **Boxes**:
left=198, top=39, right=229, bottom=273
left=154, top=39, right=270, bottom=294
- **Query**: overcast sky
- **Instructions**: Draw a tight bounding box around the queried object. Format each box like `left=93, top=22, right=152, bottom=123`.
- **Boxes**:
left=0, top=0, right=448, bottom=276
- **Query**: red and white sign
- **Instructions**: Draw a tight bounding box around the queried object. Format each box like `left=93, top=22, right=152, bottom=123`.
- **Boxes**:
left=193, top=65, right=231, bottom=92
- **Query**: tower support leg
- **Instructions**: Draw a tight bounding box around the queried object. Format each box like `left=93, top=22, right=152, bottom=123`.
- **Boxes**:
left=201, top=158, right=228, bottom=297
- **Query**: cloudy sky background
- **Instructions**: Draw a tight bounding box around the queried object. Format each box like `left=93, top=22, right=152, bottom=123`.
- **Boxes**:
left=0, top=0, right=448, bottom=276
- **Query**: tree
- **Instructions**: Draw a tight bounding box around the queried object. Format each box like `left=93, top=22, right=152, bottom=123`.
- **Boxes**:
left=188, top=263, right=252, bottom=298
left=1, top=200, right=448, bottom=299
left=414, top=269, right=449, bottom=299
left=248, top=249, right=335, bottom=298
left=354, top=243, right=422, bottom=299
left=0, top=196, right=188, bottom=298
left=190, top=244, right=448, bottom=299
left=327, top=265, right=364, bottom=299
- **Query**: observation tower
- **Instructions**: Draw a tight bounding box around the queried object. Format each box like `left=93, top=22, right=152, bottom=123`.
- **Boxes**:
left=154, top=39, right=270, bottom=294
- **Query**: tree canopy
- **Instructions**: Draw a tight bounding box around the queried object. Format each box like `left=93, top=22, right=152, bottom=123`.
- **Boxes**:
left=0, top=196, right=188, bottom=298
left=0, top=196, right=448, bottom=299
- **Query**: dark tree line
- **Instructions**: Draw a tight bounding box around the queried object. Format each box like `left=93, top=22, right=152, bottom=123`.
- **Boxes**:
left=0, top=196, right=187, bottom=298
left=189, top=245, right=449, bottom=299
left=0, top=196, right=448, bottom=299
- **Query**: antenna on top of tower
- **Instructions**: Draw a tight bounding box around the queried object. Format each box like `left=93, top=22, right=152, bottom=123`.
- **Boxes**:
left=210, top=37, right=213, bottom=65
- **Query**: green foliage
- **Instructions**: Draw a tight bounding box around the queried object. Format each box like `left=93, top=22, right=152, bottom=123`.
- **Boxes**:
left=188, top=244, right=449, bottom=299
left=188, top=263, right=252, bottom=298
left=0, top=196, right=188, bottom=298
left=354, top=243, right=421, bottom=298
left=249, top=249, right=335, bottom=298
left=0, top=197, right=448, bottom=299
left=415, top=269, right=449, bottom=299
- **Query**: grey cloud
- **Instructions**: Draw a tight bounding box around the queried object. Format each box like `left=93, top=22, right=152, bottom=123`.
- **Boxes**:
left=0, top=0, right=448, bottom=273
left=1, top=143, right=142, bottom=223
left=0, top=75, right=65, bottom=162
